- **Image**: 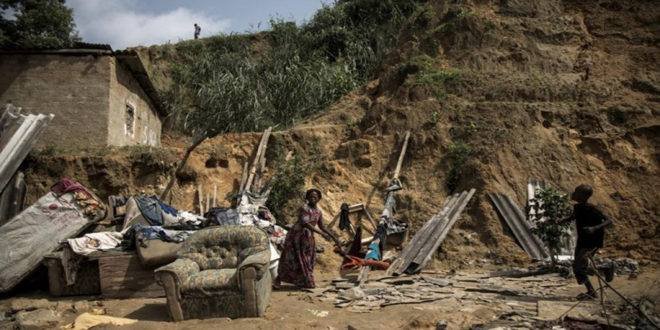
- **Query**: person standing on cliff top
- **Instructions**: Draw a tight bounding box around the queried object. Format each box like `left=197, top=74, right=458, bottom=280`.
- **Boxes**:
left=565, top=184, right=614, bottom=300
left=194, top=23, right=201, bottom=39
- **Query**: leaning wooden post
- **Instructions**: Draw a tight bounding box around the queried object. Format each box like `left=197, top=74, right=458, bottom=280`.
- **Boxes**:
left=239, top=161, right=249, bottom=195
left=244, top=127, right=272, bottom=193
left=212, top=185, right=217, bottom=208
left=206, top=191, right=211, bottom=213
left=393, top=131, right=410, bottom=180
left=197, top=184, right=203, bottom=215
left=358, top=131, right=411, bottom=286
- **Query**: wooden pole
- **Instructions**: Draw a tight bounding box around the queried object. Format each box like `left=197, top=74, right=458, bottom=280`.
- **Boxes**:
left=213, top=185, right=217, bottom=208
left=206, top=191, right=211, bottom=213
left=359, top=131, right=411, bottom=284
left=197, top=184, right=203, bottom=215
left=245, top=127, right=272, bottom=193
left=239, top=161, right=249, bottom=194
left=393, top=131, right=410, bottom=180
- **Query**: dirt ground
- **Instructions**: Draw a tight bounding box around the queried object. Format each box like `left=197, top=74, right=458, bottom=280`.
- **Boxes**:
left=2, top=263, right=658, bottom=329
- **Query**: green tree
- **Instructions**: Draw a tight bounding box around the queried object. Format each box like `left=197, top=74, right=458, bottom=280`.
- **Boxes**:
left=531, top=187, right=572, bottom=265
left=1, top=0, right=79, bottom=48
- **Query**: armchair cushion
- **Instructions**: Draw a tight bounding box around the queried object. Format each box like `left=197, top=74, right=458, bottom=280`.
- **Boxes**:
left=156, top=258, right=199, bottom=283
left=181, top=269, right=237, bottom=296
left=177, top=226, right=270, bottom=270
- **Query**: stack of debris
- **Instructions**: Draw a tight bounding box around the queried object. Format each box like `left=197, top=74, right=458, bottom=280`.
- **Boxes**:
left=318, top=275, right=456, bottom=312
left=0, top=126, right=292, bottom=299
left=313, top=271, right=580, bottom=314
left=0, top=178, right=105, bottom=293
left=0, top=104, right=53, bottom=225
left=487, top=192, right=548, bottom=260
left=487, top=178, right=580, bottom=261
left=388, top=189, right=476, bottom=275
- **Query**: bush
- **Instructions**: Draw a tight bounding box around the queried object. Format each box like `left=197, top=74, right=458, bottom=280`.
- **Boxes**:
left=396, top=55, right=460, bottom=99
left=166, top=1, right=426, bottom=135
left=531, top=187, right=572, bottom=264
left=445, top=141, right=473, bottom=192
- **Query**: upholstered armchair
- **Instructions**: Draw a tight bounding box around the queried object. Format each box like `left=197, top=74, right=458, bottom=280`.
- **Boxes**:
left=155, top=226, right=271, bottom=321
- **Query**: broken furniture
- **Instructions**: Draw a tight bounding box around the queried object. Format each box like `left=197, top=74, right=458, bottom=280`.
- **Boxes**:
left=327, top=202, right=377, bottom=235
left=388, top=189, right=476, bottom=276
left=43, top=248, right=171, bottom=298
left=155, top=226, right=272, bottom=321
left=136, top=239, right=182, bottom=268
left=43, top=248, right=101, bottom=297
left=92, top=251, right=164, bottom=298
left=357, top=131, right=411, bottom=285
left=0, top=180, right=105, bottom=293
left=488, top=192, right=548, bottom=260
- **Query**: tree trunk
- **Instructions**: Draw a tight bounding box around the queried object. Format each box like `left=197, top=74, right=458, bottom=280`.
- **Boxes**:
left=159, top=135, right=206, bottom=201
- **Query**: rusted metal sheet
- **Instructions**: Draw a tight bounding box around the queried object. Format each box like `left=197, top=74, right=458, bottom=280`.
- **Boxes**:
left=488, top=192, right=549, bottom=260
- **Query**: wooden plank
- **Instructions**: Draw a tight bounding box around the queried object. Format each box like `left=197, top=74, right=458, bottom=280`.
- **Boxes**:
left=393, top=131, right=411, bottom=180
left=98, top=253, right=163, bottom=299
left=410, top=189, right=476, bottom=273
left=388, top=194, right=459, bottom=275
left=206, top=191, right=211, bottom=213
left=239, top=161, right=249, bottom=194
left=363, top=207, right=377, bottom=229
left=245, top=127, right=272, bottom=193
left=213, top=185, right=217, bottom=208
left=197, top=184, right=203, bottom=215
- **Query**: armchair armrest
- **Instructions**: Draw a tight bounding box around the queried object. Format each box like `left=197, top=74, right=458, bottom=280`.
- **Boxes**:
left=238, top=249, right=270, bottom=279
left=155, top=259, right=198, bottom=322
left=155, top=258, right=200, bottom=284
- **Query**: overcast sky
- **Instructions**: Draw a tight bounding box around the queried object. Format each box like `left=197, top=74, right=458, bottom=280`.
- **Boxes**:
left=66, top=0, right=332, bottom=50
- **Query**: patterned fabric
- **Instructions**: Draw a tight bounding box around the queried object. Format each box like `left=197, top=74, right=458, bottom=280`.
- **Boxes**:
left=181, top=269, right=237, bottom=296
left=277, top=205, right=322, bottom=288
left=155, top=225, right=272, bottom=320
left=157, top=258, right=200, bottom=280
left=177, top=226, right=269, bottom=270
left=179, top=269, right=272, bottom=319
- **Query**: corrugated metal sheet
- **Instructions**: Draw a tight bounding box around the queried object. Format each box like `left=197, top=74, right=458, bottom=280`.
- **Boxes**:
left=488, top=192, right=549, bottom=260
left=0, top=105, right=53, bottom=194
left=388, top=189, right=476, bottom=275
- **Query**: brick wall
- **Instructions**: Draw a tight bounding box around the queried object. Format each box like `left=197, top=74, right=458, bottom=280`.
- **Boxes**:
left=107, top=57, right=161, bottom=147
left=0, top=54, right=110, bottom=150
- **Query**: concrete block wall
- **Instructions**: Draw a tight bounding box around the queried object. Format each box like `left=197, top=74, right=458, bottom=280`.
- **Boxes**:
left=107, top=57, right=161, bottom=147
left=0, top=54, right=110, bottom=150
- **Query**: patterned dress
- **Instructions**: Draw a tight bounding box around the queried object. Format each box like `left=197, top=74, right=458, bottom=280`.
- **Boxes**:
left=277, top=204, right=322, bottom=288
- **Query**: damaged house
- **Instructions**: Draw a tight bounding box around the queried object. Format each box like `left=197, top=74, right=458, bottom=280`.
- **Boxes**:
left=0, top=43, right=165, bottom=149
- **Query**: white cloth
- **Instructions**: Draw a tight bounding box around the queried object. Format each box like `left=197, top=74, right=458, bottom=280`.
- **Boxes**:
left=67, top=232, right=123, bottom=256
left=176, top=211, right=204, bottom=226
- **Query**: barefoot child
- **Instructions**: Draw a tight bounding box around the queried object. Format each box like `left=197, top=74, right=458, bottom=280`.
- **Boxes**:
left=567, top=184, right=614, bottom=299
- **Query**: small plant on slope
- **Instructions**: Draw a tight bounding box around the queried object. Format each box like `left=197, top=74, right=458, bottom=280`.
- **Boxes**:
left=531, top=187, right=572, bottom=265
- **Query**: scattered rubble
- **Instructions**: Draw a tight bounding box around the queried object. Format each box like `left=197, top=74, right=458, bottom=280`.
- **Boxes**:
left=15, top=309, right=61, bottom=330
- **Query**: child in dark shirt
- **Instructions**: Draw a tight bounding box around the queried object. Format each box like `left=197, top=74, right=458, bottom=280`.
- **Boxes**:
left=566, top=184, right=613, bottom=299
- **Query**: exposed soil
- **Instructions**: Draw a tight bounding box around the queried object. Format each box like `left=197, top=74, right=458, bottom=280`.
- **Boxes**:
left=8, top=0, right=658, bottom=327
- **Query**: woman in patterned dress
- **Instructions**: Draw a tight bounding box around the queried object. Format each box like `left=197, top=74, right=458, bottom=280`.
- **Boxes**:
left=274, top=188, right=340, bottom=288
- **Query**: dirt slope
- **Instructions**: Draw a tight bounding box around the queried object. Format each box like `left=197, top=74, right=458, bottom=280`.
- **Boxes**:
left=24, top=0, right=658, bottom=269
